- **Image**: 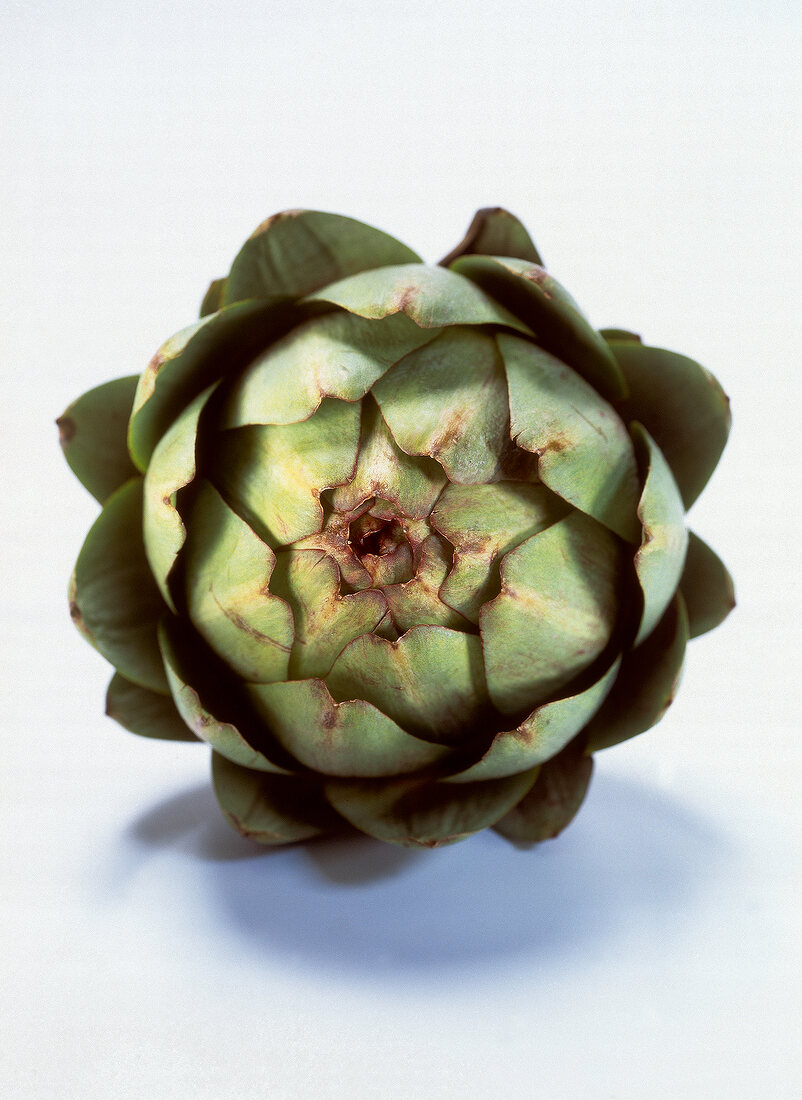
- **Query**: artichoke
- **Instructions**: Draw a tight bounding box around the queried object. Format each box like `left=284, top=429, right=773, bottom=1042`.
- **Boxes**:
left=59, top=207, right=733, bottom=849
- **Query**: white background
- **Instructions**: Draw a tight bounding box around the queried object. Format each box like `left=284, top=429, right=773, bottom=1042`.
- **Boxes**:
left=3, top=2, right=801, bottom=1097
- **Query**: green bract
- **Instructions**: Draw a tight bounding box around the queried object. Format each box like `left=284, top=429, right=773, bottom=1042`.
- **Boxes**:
left=59, top=208, right=734, bottom=849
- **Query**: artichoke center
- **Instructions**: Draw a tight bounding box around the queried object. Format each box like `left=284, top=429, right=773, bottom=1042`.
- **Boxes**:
left=349, top=513, right=403, bottom=559
left=347, top=507, right=416, bottom=587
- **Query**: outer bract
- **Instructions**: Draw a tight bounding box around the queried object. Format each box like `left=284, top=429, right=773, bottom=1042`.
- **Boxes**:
left=59, top=208, right=734, bottom=849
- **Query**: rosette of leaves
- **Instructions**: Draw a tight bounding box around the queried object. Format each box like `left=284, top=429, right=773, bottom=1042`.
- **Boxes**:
left=59, top=208, right=734, bottom=849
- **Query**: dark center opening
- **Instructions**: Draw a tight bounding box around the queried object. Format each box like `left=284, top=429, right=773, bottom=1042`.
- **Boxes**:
left=349, top=514, right=405, bottom=560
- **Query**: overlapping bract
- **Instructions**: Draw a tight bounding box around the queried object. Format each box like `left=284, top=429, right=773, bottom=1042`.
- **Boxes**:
left=60, top=208, right=734, bottom=848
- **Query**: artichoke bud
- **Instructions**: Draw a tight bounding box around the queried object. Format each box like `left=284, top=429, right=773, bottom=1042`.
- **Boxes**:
left=60, top=207, right=733, bottom=849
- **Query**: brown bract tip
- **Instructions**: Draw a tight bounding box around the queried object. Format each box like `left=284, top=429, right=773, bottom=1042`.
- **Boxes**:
left=538, top=436, right=570, bottom=455
left=56, top=415, right=76, bottom=447
left=393, top=285, right=418, bottom=312
left=69, top=598, right=95, bottom=644
left=250, top=209, right=305, bottom=238
left=521, top=265, right=549, bottom=286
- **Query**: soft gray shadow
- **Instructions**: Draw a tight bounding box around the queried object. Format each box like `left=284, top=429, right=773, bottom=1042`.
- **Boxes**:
left=126, top=771, right=731, bottom=975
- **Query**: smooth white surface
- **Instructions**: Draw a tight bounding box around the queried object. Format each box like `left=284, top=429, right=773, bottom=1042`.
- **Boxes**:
left=3, top=2, right=800, bottom=1097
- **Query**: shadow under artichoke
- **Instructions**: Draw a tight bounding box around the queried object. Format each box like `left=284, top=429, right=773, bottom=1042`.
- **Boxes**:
left=125, top=768, right=730, bottom=974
